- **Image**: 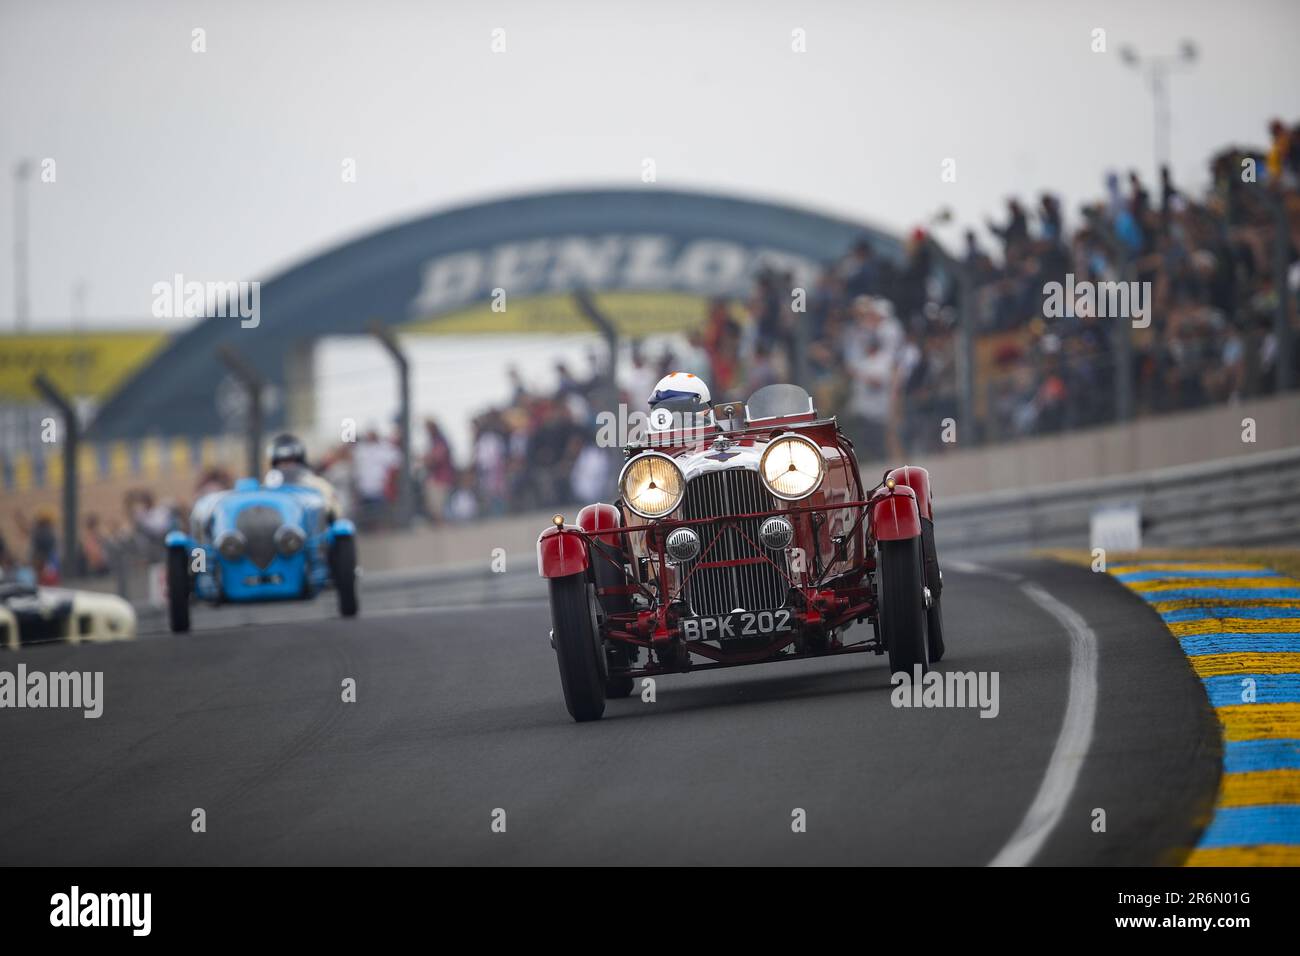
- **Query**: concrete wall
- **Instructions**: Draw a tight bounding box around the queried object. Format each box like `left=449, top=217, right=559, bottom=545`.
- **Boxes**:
left=859, top=393, right=1300, bottom=500
left=359, top=393, right=1300, bottom=574
left=358, top=510, right=555, bottom=576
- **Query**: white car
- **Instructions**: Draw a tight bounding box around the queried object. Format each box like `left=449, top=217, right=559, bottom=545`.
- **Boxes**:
left=0, top=583, right=137, bottom=649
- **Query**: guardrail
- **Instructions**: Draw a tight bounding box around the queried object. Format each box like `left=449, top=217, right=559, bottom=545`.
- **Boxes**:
left=935, top=446, right=1300, bottom=555
left=84, top=448, right=1300, bottom=608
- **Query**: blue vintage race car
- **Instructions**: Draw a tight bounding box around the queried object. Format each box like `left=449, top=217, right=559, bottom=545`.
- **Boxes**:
left=163, top=474, right=358, bottom=632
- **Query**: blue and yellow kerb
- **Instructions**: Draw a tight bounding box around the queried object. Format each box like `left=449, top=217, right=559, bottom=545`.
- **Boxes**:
left=1111, top=562, right=1300, bottom=866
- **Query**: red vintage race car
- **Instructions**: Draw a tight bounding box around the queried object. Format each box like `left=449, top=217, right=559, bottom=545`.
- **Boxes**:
left=536, top=384, right=945, bottom=722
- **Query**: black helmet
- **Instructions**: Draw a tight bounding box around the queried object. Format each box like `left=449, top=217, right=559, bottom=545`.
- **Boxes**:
left=269, top=433, right=307, bottom=468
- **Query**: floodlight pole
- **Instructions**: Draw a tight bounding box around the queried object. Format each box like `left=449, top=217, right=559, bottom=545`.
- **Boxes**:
left=572, top=288, right=620, bottom=394
left=1087, top=218, right=1135, bottom=423
left=1119, top=42, right=1198, bottom=181
left=925, top=236, right=977, bottom=440
left=217, top=345, right=265, bottom=479
left=32, top=373, right=78, bottom=576
left=13, top=160, right=32, bottom=332
left=370, top=322, right=414, bottom=527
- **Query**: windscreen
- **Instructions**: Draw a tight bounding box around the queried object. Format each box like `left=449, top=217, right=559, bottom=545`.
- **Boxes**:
left=745, top=384, right=815, bottom=421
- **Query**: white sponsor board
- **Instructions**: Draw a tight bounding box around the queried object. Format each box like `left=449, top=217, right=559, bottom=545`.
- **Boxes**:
left=410, top=234, right=820, bottom=316
left=1089, top=502, right=1142, bottom=552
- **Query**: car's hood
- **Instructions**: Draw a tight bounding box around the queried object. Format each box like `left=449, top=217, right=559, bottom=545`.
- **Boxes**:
left=669, top=441, right=766, bottom=482
left=207, top=490, right=309, bottom=531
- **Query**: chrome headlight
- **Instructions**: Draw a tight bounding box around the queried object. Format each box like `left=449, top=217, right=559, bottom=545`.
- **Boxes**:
left=274, top=524, right=305, bottom=556
left=619, top=452, right=685, bottom=519
left=664, top=527, right=701, bottom=563
left=759, top=516, right=794, bottom=550
left=216, top=530, right=246, bottom=561
left=759, top=434, right=826, bottom=501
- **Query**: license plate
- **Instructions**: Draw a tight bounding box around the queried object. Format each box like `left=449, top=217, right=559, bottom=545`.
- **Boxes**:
left=680, top=608, right=793, bottom=641
left=244, top=574, right=283, bottom=586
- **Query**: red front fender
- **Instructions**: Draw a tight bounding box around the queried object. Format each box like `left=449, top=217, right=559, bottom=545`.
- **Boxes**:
left=886, top=465, right=933, bottom=521
left=577, top=502, right=622, bottom=547
left=871, top=485, right=922, bottom=541
left=537, top=525, right=592, bottom=578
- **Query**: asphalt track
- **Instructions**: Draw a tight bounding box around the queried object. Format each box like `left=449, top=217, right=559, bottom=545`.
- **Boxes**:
left=0, top=559, right=1220, bottom=865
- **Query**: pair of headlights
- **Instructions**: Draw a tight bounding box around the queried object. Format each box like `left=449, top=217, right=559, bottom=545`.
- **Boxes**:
left=619, top=433, right=825, bottom=520
left=214, top=525, right=305, bottom=560
left=664, top=516, right=794, bottom=564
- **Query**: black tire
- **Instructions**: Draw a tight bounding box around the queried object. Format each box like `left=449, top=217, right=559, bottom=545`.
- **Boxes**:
left=331, top=536, right=359, bottom=617
left=921, top=518, right=945, bottom=663
left=604, top=675, right=636, bottom=698
left=592, top=539, right=635, bottom=699
left=549, top=572, right=606, bottom=722
left=878, top=537, right=929, bottom=676
left=926, top=597, right=946, bottom=664
left=166, top=546, right=191, bottom=634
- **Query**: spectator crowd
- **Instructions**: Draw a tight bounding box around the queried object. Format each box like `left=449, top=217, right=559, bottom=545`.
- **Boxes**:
left=3, top=120, right=1297, bottom=585
left=442, top=117, right=1300, bottom=513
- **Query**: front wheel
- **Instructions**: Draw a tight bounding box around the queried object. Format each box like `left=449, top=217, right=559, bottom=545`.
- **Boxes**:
left=604, top=674, right=635, bottom=698
left=926, top=597, right=946, bottom=664
left=921, top=518, right=945, bottom=663
left=878, top=537, right=929, bottom=676
left=592, top=540, right=635, bottom=699
left=330, top=536, right=359, bottom=617
left=166, top=546, right=191, bottom=633
left=549, top=572, right=606, bottom=722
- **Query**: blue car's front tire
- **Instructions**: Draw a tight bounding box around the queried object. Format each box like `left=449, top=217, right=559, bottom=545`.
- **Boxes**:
left=166, top=546, right=191, bottom=633
left=331, top=537, right=358, bottom=617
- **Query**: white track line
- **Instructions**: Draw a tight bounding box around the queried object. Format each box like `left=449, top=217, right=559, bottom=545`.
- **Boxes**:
left=370, top=600, right=549, bottom=617
left=945, top=559, right=1024, bottom=583
left=987, top=582, right=1099, bottom=867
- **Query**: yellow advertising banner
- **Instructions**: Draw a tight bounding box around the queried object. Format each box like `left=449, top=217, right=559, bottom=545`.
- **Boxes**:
left=0, top=332, right=168, bottom=400
left=403, top=291, right=713, bottom=337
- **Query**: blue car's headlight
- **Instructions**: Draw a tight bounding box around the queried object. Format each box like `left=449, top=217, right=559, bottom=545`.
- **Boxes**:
left=274, top=525, right=305, bottom=556
left=216, top=530, right=246, bottom=561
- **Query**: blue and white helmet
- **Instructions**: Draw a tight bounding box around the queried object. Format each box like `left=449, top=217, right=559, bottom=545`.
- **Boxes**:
left=647, top=372, right=712, bottom=432
left=648, top=371, right=711, bottom=411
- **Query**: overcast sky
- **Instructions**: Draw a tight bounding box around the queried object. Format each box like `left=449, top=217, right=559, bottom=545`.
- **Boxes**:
left=2, top=0, right=1298, bottom=329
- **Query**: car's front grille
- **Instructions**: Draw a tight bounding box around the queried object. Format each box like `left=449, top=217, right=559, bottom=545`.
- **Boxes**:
left=678, top=469, right=790, bottom=616
left=236, top=505, right=281, bottom=569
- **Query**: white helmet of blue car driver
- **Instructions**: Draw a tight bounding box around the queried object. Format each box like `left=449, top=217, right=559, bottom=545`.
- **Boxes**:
left=647, top=371, right=712, bottom=431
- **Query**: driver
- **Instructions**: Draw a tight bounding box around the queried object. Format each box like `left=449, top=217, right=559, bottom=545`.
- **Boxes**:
left=267, top=433, right=343, bottom=518
left=647, top=372, right=713, bottom=431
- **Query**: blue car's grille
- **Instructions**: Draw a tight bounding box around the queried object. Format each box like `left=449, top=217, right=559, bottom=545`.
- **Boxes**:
left=236, top=505, right=281, bottom=569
